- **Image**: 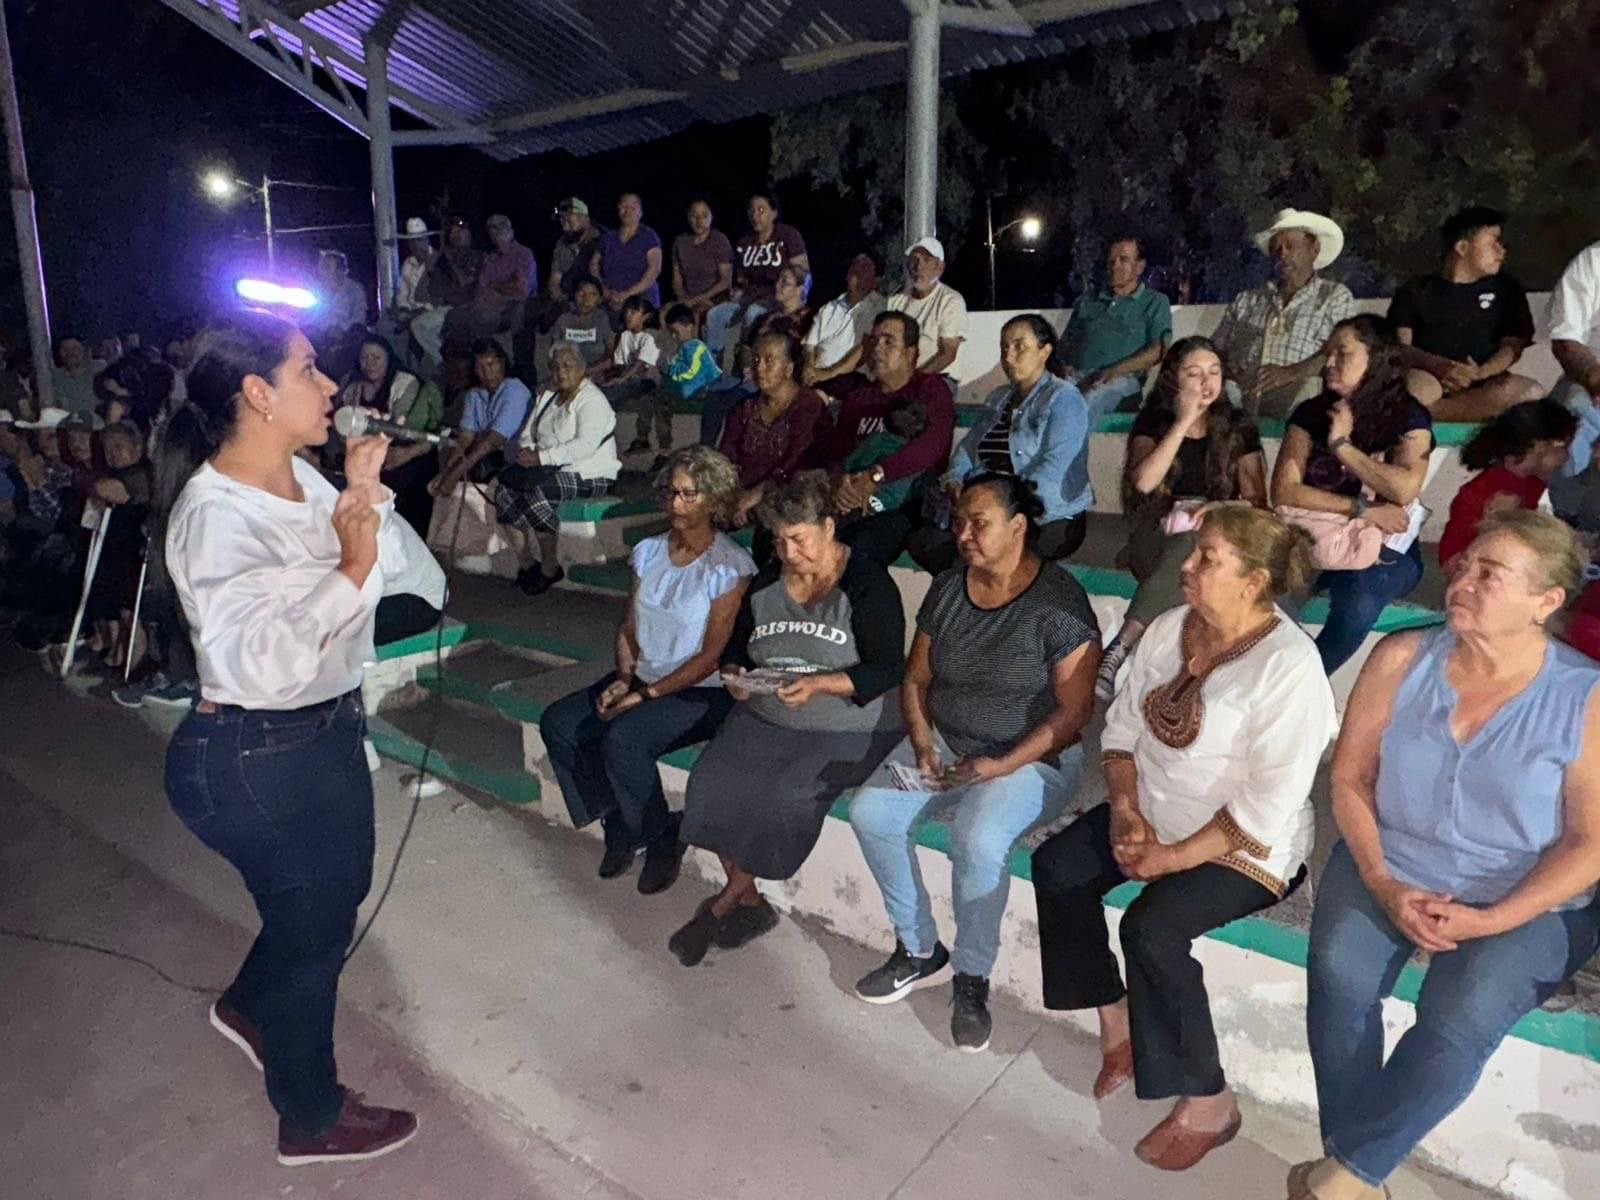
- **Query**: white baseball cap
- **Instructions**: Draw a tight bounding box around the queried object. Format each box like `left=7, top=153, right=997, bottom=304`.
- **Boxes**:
left=905, top=236, right=946, bottom=261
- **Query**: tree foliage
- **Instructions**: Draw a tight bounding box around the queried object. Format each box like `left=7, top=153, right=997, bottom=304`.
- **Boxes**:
left=768, top=0, right=1600, bottom=302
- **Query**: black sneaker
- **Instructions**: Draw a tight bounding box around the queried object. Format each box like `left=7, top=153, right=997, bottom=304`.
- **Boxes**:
left=950, top=973, right=992, bottom=1053
left=854, top=940, right=952, bottom=1005
left=637, top=814, right=686, bottom=895
left=712, top=900, right=779, bottom=949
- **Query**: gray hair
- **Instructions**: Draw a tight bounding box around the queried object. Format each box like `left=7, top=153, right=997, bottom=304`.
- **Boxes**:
left=653, top=445, right=743, bottom=528
left=1475, top=509, right=1585, bottom=606
left=547, top=342, right=585, bottom=374
left=757, top=469, right=836, bottom=531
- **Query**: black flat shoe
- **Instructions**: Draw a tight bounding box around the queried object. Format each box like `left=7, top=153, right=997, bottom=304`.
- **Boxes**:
left=668, top=899, right=722, bottom=966
left=712, top=900, right=779, bottom=949
left=523, top=566, right=565, bottom=596
left=637, top=815, right=686, bottom=895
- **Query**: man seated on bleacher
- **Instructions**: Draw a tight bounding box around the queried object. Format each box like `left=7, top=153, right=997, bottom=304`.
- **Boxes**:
left=1390, top=206, right=1541, bottom=423
left=825, top=311, right=955, bottom=566
left=1544, top=238, right=1600, bottom=530
left=1213, top=209, right=1357, bottom=419
left=1059, top=234, right=1172, bottom=420
left=428, top=338, right=532, bottom=503
left=802, top=253, right=887, bottom=398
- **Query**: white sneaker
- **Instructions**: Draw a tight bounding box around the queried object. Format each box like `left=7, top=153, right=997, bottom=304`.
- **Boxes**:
left=401, top=772, right=446, bottom=798
left=1095, top=636, right=1132, bottom=703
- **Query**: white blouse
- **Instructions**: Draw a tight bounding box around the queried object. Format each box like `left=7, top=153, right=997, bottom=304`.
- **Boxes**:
left=165, top=457, right=411, bottom=710
left=1102, top=606, right=1338, bottom=894
left=516, top=379, right=621, bottom=480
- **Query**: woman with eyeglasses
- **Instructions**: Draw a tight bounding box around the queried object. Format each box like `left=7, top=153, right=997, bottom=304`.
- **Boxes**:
left=539, top=445, right=756, bottom=893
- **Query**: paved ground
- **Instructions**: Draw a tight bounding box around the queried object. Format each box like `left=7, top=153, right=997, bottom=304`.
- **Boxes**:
left=0, top=628, right=1494, bottom=1200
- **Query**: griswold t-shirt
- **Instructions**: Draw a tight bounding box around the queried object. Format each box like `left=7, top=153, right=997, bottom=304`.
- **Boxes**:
left=725, top=553, right=904, bottom=732
left=919, top=562, right=1099, bottom=760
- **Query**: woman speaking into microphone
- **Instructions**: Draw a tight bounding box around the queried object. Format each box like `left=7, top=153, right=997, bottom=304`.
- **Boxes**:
left=156, top=313, right=418, bottom=1166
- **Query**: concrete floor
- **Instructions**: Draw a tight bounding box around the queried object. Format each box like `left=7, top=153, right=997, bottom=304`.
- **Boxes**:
left=0, top=632, right=1494, bottom=1200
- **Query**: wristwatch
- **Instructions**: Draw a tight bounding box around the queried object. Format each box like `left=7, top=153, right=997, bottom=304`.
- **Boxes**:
left=1328, top=435, right=1352, bottom=453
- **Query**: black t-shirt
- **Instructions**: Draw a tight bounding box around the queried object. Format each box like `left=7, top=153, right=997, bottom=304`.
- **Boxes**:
left=1287, top=389, right=1433, bottom=497
left=1128, top=405, right=1263, bottom=500
left=1387, top=272, right=1535, bottom=366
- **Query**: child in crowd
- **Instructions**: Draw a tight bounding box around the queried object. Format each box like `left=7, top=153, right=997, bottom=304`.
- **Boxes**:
left=836, top=400, right=928, bottom=516
left=663, top=303, right=722, bottom=402
left=552, top=278, right=615, bottom=374
left=1438, top=398, right=1577, bottom=575
left=598, top=296, right=673, bottom=462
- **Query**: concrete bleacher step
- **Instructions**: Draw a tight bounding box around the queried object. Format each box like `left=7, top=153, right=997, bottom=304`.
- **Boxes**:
left=368, top=693, right=541, bottom=807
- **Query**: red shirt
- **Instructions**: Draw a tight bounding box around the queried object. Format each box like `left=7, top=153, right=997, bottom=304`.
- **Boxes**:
left=719, top=387, right=833, bottom=489
left=1438, top=466, right=1548, bottom=569
left=828, top=372, right=955, bottom=483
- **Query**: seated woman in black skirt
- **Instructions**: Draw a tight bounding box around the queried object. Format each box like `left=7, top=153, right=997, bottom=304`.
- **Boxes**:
left=670, top=470, right=906, bottom=965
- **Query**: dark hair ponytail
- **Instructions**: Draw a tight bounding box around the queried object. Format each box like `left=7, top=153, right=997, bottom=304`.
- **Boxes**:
left=1001, top=313, right=1070, bottom=379
left=1460, top=398, right=1577, bottom=472
left=150, top=312, right=298, bottom=595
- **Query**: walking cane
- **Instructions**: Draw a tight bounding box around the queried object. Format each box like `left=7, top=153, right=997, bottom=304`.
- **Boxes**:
left=123, top=544, right=150, bottom=684
left=60, top=504, right=110, bottom=680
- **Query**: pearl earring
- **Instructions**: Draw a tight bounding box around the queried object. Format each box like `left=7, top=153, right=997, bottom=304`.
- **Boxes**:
left=264, top=410, right=273, bottom=423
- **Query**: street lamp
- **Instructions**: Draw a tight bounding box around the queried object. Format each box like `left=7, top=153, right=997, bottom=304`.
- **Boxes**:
left=199, top=170, right=361, bottom=273
left=984, top=196, right=1045, bottom=310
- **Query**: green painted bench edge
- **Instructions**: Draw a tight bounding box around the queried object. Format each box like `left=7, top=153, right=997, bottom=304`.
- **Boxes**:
left=374, top=619, right=470, bottom=662
left=556, top=495, right=659, bottom=522
left=366, top=714, right=541, bottom=806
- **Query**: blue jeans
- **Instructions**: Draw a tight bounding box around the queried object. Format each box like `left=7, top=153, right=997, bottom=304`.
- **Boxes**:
left=1080, top=373, right=1144, bottom=423
left=540, top=675, right=734, bottom=850
left=1307, top=842, right=1600, bottom=1186
left=704, top=300, right=768, bottom=355
left=849, top=733, right=1079, bottom=977
left=165, top=691, right=373, bottom=1141
left=1314, top=544, right=1424, bottom=674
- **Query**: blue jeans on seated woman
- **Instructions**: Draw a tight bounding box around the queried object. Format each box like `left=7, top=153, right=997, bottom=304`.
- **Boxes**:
left=1307, top=841, right=1600, bottom=1187
left=1314, top=543, right=1424, bottom=674
left=849, top=731, right=1080, bottom=978
left=539, top=674, right=735, bottom=851
left=165, top=691, right=372, bottom=1141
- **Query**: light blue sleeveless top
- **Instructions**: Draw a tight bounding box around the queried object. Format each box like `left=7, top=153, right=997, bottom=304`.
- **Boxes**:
left=1377, top=627, right=1600, bottom=906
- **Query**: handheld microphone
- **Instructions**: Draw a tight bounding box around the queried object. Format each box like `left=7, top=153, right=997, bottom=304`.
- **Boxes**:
left=333, top=406, right=450, bottom=445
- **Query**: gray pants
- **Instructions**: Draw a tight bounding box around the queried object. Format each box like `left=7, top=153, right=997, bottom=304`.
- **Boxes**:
left=1124, top=520, right=1195, bottom=629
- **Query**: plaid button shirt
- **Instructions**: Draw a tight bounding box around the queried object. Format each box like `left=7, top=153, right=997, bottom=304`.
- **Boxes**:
left=1213, top=275, right=1357, bottom=389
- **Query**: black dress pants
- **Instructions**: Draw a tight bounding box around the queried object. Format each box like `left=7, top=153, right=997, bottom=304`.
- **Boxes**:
left=1030, top=802, right=1295, bottom=1099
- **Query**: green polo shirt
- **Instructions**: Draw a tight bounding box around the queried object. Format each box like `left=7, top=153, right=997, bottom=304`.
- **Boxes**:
left=1061, top=283, right=1172, bottom=380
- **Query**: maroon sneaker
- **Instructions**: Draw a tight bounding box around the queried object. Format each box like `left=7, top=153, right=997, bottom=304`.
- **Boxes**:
left=209, top=996, right=265, bottom=1073
left=277, top=1089, right=418, bottom=1166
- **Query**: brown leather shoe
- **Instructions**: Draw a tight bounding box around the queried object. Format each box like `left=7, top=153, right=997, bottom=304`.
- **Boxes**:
left=1134, top=1111, right=1241, bottom=1171
left=1092, top=1041, right=1134, bottom=1100
left=277, top=1089, right=418, bottom=1166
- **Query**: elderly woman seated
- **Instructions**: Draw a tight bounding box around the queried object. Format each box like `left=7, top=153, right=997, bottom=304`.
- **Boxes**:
left=908, top=315, right=1092, bottom=574
left=849, top=473, right=1100, bottom=1053
left=539, top=446, right=756, bottom=894
left=492, top=342, right=621, bottom=595
left=669, top=470, right=905, bottom=966
left=1294, top=511, right=1600, bottom=1200
left=1270, top=315, right=1433, bottom=674
left=1031, top=507, right=1337, bottom=1172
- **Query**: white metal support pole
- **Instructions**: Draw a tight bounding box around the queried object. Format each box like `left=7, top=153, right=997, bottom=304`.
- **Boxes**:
left=364, top=37, right=399, bottom=316
left=903, top=0, right=941, bottom=251
left=262, top=174, right=276, bottom=273
left=0, top=2, right=52, bottom=408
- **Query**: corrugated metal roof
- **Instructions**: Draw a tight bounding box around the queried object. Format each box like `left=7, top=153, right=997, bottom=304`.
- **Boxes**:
left=172, top=0, right=1230, bottom=160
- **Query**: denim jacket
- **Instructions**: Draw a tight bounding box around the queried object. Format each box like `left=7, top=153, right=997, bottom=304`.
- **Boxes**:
left=945, top=373, right=1093, bottom=524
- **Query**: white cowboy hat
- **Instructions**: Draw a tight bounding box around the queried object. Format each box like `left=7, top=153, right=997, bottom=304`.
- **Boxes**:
left=1254, top=209, right=1344, bottom=270
left=402, top=217, right=431, bottom=240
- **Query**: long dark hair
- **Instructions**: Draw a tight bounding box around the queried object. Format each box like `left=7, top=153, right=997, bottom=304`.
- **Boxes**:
left=1122, top=336, right=1254, bottom=514
left=1000, top=313, right=1069, bottom=381
left=344, top=333, right=401, bottom=401
left=1461, top=398, right=1577, bottom=472
left=150, top=312, right=299, bottom=594
left=1330, top=315, right=1414, bottom=451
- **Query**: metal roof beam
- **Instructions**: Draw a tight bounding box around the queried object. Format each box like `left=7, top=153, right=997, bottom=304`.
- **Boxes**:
left=155, top=0, right=368, bottom=135
left=938, top=1, right=1036, bottom=35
